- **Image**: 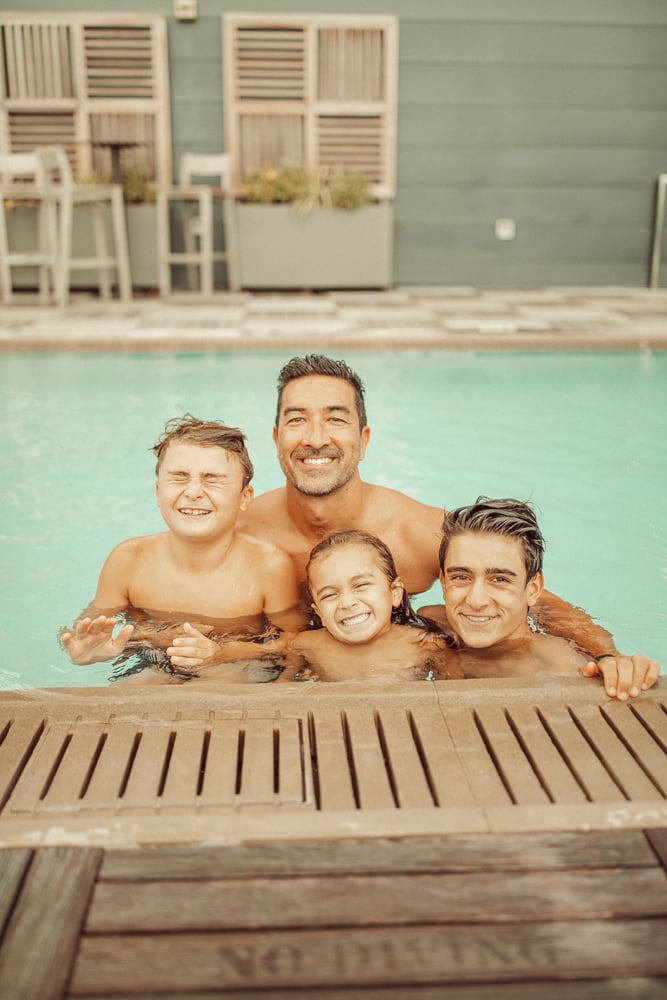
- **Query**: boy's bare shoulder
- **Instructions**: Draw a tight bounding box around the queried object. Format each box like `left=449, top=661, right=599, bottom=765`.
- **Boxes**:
left=236, top=530, right=293, bottom=564
left=105, top=533, right=165, bottom=563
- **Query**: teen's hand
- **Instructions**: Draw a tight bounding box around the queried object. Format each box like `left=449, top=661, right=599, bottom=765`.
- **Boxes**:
left=582, top=653, right=660, bottom=700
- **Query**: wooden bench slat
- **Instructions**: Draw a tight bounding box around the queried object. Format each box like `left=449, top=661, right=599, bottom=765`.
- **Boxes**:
left=70, top=918, right=667, bottom=993
left=85, top=867, right=667, bottom=933
left=98, top=828, right=658, bottom=881
left=0, top=847, right=32, bottom=935
left=0, top=846, right=102, bottom=1000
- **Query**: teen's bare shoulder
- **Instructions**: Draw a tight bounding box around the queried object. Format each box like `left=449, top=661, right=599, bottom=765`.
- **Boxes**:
left=103, top=533, right=166, bottom=564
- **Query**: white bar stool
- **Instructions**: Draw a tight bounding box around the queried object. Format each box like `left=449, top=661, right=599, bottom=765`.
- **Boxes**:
left=649, top=173, right=667, bottom=289
left=0, top=152, right=59, bottom=304
left=37, top=146, right=132, bottom=306
left=157, top=152, right=239, bottom=296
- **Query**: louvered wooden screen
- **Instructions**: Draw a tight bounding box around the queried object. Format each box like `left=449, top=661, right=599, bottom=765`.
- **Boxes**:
left=0, top=13, right=170, bottom=185
left=223, top=13, right=398, bottom=198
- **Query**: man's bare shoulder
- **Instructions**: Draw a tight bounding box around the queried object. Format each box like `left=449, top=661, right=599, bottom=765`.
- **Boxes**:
left=238, top=488, right=288, bottom=534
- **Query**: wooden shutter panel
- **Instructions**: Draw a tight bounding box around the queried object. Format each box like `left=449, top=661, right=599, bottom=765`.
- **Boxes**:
left=0, top=13, right=171, bottom=185
left=224, top=13, right=397, bottom=198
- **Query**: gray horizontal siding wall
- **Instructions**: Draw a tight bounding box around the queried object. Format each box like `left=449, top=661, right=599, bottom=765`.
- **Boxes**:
left=17, top=0, right=667, bottom=287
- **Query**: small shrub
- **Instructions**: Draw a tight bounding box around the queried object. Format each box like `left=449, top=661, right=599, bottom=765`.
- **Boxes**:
left=241, top=164, right=372, bottom=213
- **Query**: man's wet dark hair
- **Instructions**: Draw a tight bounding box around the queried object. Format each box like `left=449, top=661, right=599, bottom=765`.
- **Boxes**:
left=152, top=413, right=254, bottom=486
left=438, top=497, right=545, bottom=581
left=275, top=354, right=367, bottom=428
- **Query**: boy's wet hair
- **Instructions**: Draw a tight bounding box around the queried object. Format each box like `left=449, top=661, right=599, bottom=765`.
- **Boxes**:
left=306, top=528, right=427, bottom=629
left=275, top=354, right=367, bottom=428
left=152, top=413, right=254, bottom=486
left=439, top=497, right=545, bottom=581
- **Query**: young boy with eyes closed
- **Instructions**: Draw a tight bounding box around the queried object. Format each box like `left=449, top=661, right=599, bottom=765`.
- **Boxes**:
left=60, top=414, right=304, bottom=681
left=277, top=529, right=462, bottom=683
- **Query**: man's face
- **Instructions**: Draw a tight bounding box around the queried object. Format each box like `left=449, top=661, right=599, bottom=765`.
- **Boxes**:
left=156, top=442, right=252, bottom=540
left=273, top=375, right=370, bottom=497
left=440, top=532, right=543, bottom=648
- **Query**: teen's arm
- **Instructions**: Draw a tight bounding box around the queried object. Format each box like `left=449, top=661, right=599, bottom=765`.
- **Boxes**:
left=532, top=589, right=661, bottom=699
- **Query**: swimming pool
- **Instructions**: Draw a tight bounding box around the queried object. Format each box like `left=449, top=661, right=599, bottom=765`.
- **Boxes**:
left=1, top=349, right=665, bottom=689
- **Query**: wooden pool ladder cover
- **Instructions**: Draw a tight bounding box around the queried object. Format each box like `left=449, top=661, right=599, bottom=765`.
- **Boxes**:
left=0, top=676, right=665, bottom=845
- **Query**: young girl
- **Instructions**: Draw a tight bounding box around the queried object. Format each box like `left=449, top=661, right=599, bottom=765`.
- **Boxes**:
left=278, top=530, right=463, bottom=683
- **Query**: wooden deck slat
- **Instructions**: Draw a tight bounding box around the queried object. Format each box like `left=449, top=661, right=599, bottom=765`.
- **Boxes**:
left=40, top=724, right=109, bottom=810
left=601, top=703, right=667, bottom=795
left=503, top=705, right=589, bottom=804
left=275, top=716, right=310, bottom=805
left=439, top=706, right=513, bottom=807
left=69, top=918, right=667, bottom=993
left=79, top=721, right=142, bottom=808
left=85, top=867, right=667, bottom=934
left=472, top=704, right=553, bottom=806
left=308, top=709, right=357, bottom=810
left=158, top=725, right=205, bottom=807
left=198, top=718, right=243, bottom=806
left=0, top=847, right=102, bottom=1000
left=569, top=703, right=665, bottom=802
left=371, top=704, right=438, bottom=809
left=0, top=718, right=45, bottom=807
left=3, top=721, right=75, bottom=814
left=532, top=703, right=628, bottom=802
left=237, top=716, right=278, bottom=805
left=630, top=700, right=667, bottom=749
left=343, top=706, right=398, bottom=809
left=408, top=702, right=478, bottom=808
left=116, top=723, right=172, bottom=810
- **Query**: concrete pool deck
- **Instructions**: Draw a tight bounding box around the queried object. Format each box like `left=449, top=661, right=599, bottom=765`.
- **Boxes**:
left=1, top=285, right=667, bottom=351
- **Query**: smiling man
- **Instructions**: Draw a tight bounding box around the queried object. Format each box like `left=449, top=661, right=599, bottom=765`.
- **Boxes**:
left=419, top=497, right=660, bottom=699
left=61, top=415, right=301, bottom=675
left=237, top=354, right=661, bottom=696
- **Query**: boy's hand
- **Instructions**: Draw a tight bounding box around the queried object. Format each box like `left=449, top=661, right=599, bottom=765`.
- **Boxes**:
left=61, top=615, right=135, bottom=665
left=166, top=622, right=220, bottom=672
left=582, top=653, right=660, bottom=700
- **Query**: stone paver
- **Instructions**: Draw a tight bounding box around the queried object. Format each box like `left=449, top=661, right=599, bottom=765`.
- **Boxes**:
left=0, top=287, right=665, bottom=350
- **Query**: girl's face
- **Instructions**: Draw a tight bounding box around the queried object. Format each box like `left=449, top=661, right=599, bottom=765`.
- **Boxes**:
left=308, top=543, right=404, bottom=645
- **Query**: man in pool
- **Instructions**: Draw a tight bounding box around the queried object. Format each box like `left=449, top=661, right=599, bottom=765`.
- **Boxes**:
left=236, top=353, right=660, bottom=699
left=61, top=414, right=304, bottom=677
left=419, top=497, right=660, bottom=696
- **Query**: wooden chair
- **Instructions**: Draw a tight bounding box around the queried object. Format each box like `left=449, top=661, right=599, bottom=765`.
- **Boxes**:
left=36, top=146, right=132, bottom=306
left=0, top=152, right=59, bottom=303
left=157, top=152, right=239, bottom=296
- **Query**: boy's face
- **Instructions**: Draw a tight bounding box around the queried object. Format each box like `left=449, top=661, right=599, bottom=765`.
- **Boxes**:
left=156, top=442, right=253, bottom=539
left=273, top=375, right=370, bottom=497
left=440, top=532, right=543, bottom=649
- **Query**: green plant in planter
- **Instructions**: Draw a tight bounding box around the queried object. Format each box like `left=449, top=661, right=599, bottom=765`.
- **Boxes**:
left=79, top=167, right=155, bottom=204
left=241, top=164, right=372, bottom=214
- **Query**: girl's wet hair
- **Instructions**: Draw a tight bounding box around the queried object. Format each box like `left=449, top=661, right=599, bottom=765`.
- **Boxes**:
left=439, top=496, right=545, bottom=581
left=276, top=354, right=367, bottom=428
left=152, top=413, right=254, bottom=486
left=306, top=529, right=435, bottom=630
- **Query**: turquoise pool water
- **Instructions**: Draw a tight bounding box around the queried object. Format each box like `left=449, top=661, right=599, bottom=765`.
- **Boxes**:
left=1, top=349, right=665, bottom=689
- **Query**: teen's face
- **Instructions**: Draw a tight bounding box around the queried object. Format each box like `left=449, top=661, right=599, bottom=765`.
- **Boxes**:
left=441, top=532, right=543, bottom=648
left=309, top=543, right=403, bottom=645
left=273, top=375, right=370, bottom=497
left=156, top=442, right=252, bottom=539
